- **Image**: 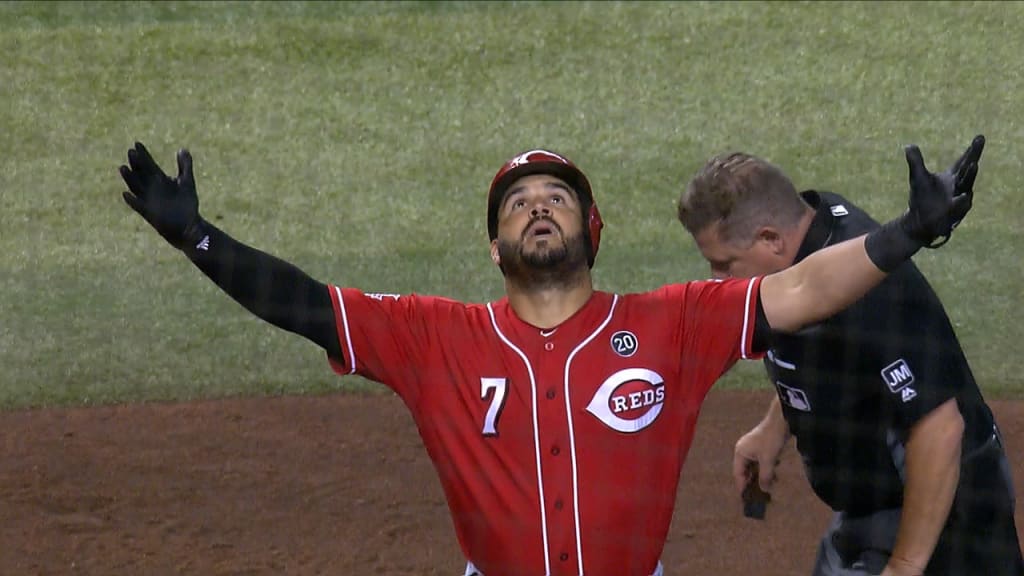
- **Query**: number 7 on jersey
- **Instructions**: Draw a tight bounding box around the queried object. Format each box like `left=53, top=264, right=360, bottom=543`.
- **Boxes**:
left=480, top=377, right=508, bottom=436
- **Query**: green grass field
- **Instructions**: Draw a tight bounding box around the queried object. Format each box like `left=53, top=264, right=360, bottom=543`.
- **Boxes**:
left=1, top=1, right=1022, bottom=409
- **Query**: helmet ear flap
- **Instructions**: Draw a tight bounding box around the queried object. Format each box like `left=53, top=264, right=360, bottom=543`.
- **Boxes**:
left=586, top=203, right=604, bottom=267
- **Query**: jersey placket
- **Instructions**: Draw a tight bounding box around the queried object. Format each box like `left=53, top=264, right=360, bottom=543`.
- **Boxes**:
left=534, top=335, right=579, bottom=573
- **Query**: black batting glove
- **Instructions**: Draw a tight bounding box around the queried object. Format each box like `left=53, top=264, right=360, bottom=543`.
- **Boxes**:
left=865, top=134, right=985, bottom=272
left=901, top=134, right=984, bottom=248
left=120, top=141, right=207, bottom=251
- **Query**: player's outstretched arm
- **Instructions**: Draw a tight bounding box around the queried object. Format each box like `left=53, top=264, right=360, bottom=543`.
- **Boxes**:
left=119, top=142, right=342, bottom=359
left=759, top=135, right=984, bottom=334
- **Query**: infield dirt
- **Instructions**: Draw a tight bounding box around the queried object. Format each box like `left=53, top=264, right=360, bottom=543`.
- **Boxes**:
left=2, top=389, right=1021, bottom=575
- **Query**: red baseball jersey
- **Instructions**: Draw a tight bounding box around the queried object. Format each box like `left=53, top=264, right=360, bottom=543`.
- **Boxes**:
left=327, top=278, right=762, bottom=576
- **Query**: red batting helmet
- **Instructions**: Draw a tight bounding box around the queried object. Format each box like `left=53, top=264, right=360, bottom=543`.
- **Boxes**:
left=487, top=149, right=604, bottom=267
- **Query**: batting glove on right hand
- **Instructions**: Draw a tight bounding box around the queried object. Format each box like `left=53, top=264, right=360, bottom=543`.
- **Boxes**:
left=120, top=141, right=205, bottom=251
left=901, top=134, right=984, bottom=248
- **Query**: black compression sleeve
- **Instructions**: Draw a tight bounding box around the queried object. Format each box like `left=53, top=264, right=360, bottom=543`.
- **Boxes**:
left=180, top=219, right=343, bottom=360
left=863, top=215, right=922, bottom=273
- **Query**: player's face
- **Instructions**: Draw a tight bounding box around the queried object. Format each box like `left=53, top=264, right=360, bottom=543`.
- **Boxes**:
left=692, top=221, right=789, bottom=279
left=492, top=174, right=588, bottom=273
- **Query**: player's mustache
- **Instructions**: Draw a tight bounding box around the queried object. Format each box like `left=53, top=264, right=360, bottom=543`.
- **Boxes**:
left=522, top=216, right=562, bottom=240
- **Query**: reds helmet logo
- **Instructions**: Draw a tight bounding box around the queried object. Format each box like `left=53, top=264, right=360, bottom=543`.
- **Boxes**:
left=509, top=149, right=568, bottom=168
left=585, top=368, right=666, bottom=433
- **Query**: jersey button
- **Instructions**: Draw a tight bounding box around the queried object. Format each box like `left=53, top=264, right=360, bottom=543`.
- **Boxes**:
left=559, top=553, right=569, bottom=562
left=544, top=342, right=554, bottom=351
left=546, top=388, right=556, bottom=400
left=554, top=499, right=563, bottom=510
left=550, top=445, right=560, bottom=456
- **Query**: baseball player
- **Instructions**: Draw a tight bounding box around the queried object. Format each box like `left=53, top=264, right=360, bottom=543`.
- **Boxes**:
left=118, top=135, right=982, bottom=576
left=677, top=141, right=1021, bottom=576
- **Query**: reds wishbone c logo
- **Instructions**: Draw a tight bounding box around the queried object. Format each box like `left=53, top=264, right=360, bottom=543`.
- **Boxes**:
left=585, top=368, right=666, bottom=433
left=509, top=149, right=567, bottom=167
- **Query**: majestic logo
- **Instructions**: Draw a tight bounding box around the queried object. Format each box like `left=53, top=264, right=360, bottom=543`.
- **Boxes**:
left=881, top=359, right=914, bottom=392
left=609, top=330, right=638, bottom=357
left=775, top=381, right=811, bottom=412
left=586, top=368, right=665, bottom=433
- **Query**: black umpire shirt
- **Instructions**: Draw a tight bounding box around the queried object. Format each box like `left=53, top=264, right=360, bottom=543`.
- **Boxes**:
left=766, top=190, right=997, bottom=516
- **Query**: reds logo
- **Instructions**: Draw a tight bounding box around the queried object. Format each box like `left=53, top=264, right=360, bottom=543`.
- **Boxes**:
left=585, top=368, right=665, bottom=433
left=509, top=149, right=567, bottom=168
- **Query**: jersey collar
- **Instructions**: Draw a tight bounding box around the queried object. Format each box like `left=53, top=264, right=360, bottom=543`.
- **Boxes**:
left=793, top=190, right=836, bottom=264
left=495, top=291, right=615, bottom=343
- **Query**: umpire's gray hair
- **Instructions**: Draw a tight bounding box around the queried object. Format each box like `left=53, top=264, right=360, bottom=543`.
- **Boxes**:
left=677, top=152, right=809, bottom=245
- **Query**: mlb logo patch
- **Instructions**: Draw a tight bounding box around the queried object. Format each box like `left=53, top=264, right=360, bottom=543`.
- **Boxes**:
left=881, top=359, right=915, bottom=392
left=775, top=381, right=811, bottom=412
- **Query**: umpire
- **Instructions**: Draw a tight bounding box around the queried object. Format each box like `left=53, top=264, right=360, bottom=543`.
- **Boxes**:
left=676, top=145, right=1022, bottom=576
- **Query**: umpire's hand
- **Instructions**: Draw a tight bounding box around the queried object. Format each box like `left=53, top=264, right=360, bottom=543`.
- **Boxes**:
left=902, top=134, right=985, bottom=248
left=120, top=142, right=204, bottom=250
left=733, top=424, right=786, bottom=519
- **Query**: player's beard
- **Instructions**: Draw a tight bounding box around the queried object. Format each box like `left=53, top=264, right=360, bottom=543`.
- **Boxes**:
left=497, top=222, right=589, bottom=291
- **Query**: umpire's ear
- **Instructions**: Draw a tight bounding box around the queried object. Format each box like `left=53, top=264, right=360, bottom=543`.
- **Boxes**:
left=754, top=226, right=785, bottom=255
